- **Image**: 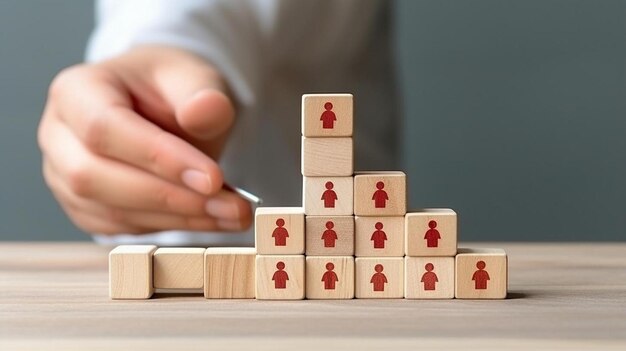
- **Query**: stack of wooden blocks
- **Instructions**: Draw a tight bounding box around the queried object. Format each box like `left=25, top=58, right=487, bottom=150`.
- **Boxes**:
left=109, top=93, right=507, bottom=300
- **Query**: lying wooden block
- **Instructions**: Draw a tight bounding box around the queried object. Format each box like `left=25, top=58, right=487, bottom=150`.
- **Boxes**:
left=153, top=248, right=205, bottom=289
left=354, top=216, right=404, bottom=257
left=305, top=256, right=355, bottom=299
left=301, top=137, right=353, bottom=176
left=405, top=256, right=454, bottom=299
left=455, top=248, right=507, bottom=299
left=109, top=245, right=157, bottom=299
left=204, top=247, right=256, bottom=299
left=303, top=176, right=354, bottom=216
left=302, top=93, right=353, bottom=137
left=305, top=215, right=354, bottom=256
left=255, top=207, right=305, bottom=255
left=405, top=209, right=457, bottom=257
left=354, top=171, right=406, bottom=216
left=256, top=255, right=305, bottom=300
left=355, top=257, right=404, bottom=299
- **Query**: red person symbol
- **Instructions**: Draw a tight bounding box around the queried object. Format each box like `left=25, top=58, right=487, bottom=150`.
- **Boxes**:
left=421, top=263, right=439, bottom=291
left=321, top=221, right=338, bottom=248
left=321, top=262, right=339, bottom=290
left=321, top=181, right=338, bottom=208
left=472, top=261, right=490, bottom=290
left=372, top=181, right=389, bottom=208
left=370, top=222, right=387, bottom=249
left=370, top=264, right=388, bottom=292
left=424, top=220, right=441, bottom=248
left=320, top=102, right=337, bottom=129
left=272, top=218, right=289, bottom=246
left=272, top=261, right=289, bottom=289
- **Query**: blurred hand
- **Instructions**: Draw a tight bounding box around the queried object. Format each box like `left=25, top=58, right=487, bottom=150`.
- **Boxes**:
left=38, top=46, right=252, bottom=235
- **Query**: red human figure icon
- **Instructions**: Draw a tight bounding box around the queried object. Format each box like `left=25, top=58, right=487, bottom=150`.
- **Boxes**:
left=370, top=222, right=387, bottom=249
left=472, top=261, right=490, bottom=290
left=321, top=221, right=338, bottom=248
left=372, top=181, right=389, bottom=208
left=370, top=264, right=388, bottom=292
left=321, top=262, right=339, bottom=290
left=420, top=263, right=439, bottom=291
left=320, top=102, right=337, bottom=129
left=321, top=181, right=338, bottom=208
left=424, top=220, right=441, bottom=248
left=272, top=218, right=289, bottom=246
left=272, top=261, right=289, bottom=289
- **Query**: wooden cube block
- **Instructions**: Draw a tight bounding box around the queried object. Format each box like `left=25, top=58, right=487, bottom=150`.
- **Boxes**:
left=153, top=248, right=205, bottom=289
left=455, top=248, right=507, bottom=299
left=355, top=257, right=404, bottom=299
left=204, top=247, right=256, bottom=299
left=109, top=245, right=157, bottom=299
left=303, top=176, right=353, bottom=216
left=305, top=216, right=354, bottom=256
left=255, top=207, right=305, bottom=255
left=405, top=209, right=457, bottom=257
left=301, top=137, right=353, bottom=176
left=256, top=255, right=305, bottom=300
left=354, top=172, right=406, bottom=216
left=354, top=216, right=404, bottom=257
left=302, top=93, right=353, bottom=137
left=305, top=256, right=355, bottom=299
left=405, top=256, right=454, bottom=299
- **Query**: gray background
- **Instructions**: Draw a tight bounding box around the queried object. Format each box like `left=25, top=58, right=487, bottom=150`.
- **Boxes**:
left=0, top=0, right=624, bottom=241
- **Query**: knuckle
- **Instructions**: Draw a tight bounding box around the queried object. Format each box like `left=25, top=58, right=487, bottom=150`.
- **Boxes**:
left=81, top=108, right=112, bottom=154
left=66, top=163, right=92, bottom=198
left=48, top=65, right=87, bottom=99
left=146, top=132, right=171, bottom=174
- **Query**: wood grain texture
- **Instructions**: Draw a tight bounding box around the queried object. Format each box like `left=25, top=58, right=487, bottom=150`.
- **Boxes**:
left=355, top=216, right=404, bottom=257
left=305, top=256, right=354, bottom=299
left=109, top=245, right=157, bottom=299
left=355, top=257, right=404, bottom=299
left=204, top=248, right=255, bottom=299
left=303, top=176, right=353, bottom=216
left=301, top=137, right=353, bottom=176
left=354, top=171, right=406, bottom=216
left=305, top=215, right=354, bottom=256
left=301, top=93, right=353, bottom=137
left=255, top=255, right=305, bottom=300
left=405, top=256, right=454, bottom=299
left=255, top=207, right=305, bottom=255
left=405, top=209, right=457, bottom=257
left=153, top=248, right=205, bottom=289
left=455, top=248, right=507, bottom=299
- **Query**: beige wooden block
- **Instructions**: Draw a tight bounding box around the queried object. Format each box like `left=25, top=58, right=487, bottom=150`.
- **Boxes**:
left=354, top=216, right=404, bottom=257
left=303, top=176, right=353, bottom=216
left=256, top=255, right=305, bottom=300
left=405, top=209, right=457, bottom=257
left=301, top=137, right=353, bottom=176
left=354, top=172, right=406, bottom=216
left=455, top=248, right=507, bottom=299
left=355, top=257, right=404, bottom=299
left=255, top=207, right=305, bottom=255
left=204, top=247, right=256, bottom=299
left=305, top=256, right=355, bottom=299
left=305, top=216, right=354, bottom=256
left=302, top=93, right=353, bottom=137
left=109, top=245, right=157, bottom=299
left=153, top=248, right=205, bottom=289
left=405, top=256, right=454, bottom=299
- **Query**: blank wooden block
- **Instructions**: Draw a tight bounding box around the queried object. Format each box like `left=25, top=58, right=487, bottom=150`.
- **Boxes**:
left=255, top=207, right=305, bottom=255
left=153, top=248, right=205, bottom=289
left=405, top=256, right=454, bottom=299
left=305, top=256, right=355, bottom=299
left=109, top=245, right=157, bottom=300
left=305, top=216, right=354, bottom=256
left=455, top=248, right=507, bottom=299
left=256, top=255, right=305, bottom=300
left=355, top=257, right=404, bottom=299
left=354, top=216, right=404, bottom=257
left=354, top=172, right=406, bottom=216
left=405, top=209, right=457, bottom=257
left=302, top=93, right=353, bottom=137
left=303, top=176, right=353, bottom=216
left=204, top=247, right=256, bottom=299
left=301, top=137, right=353, bottom=176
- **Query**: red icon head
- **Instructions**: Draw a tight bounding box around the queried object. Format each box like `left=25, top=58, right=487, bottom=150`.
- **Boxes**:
left=276, top=218, right=285, bottom=227
left=425, top=263, right=434, bottom=272
left=324, top=102, right=333, bottom=110
left=325, top=181, right=334, bottom=190
left=325, top=262, right=334, bottom=270
left=276, top=261, right=286, bottom=270
left=325, top=221, right=334, bottom=229
left=374, top=264, right=384, bottom=273
left=428, top=220, right=437, bottom=229
left=476, top=261, right=486, bottom=269
left=376, top=181, right=385, bottom=190
left=375, top=222, right=384, bottom=230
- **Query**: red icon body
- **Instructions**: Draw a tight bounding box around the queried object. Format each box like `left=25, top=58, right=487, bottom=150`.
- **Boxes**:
left=420, top=263, right=438, bottom=291
left=472, top=261, right=490, bottom=290
left=372, top=181, right=389, bottom=208
left=320, top=102, right=337, bottom=129
left=321, top=221, right=338, bottom=247
left=272, top=218, right=289, bottom=246
left=424, top=220, right=441, bottom=248
left=321, top=181, right=338, bottom=208
left=272, top=261, right=289, bottom=289
left=370, top=222, right=387, bottom=249
left=321, top=262, right=339, bottom=290
left=370, top=264, right=388, bottom=292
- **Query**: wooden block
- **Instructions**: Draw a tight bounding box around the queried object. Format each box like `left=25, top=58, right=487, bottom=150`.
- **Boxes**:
left=255, top=207, right=305, bottom=255
left=455, top=248, right=507, bottom=299
left=354, top=216, right=404, bottom=257
left=305, top=216, right=354, bottom=256
left=153, top=248, right=205, bottom=289
left=109, top=245, right=157, bottom=299
left=354, top=172, right=406, bottom=216
left=204, top=247, right=256, bottom=299
left=301, top=137, right=353, bottom=176
left=305, top=256, right=355, bottom=299
left=255, top=255, right=305, bottom=300
left=355, top=257, right=404, bottom=299
left=302, top=93, right=353, bottom=137
left=405, top=209, right=457, bottom=257
left=405, top=256, right=454, bottom=299
left=303, top=176, right=353, bottom=215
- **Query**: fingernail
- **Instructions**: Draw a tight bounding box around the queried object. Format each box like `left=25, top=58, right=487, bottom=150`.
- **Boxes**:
left=182, top=169, right=212, bottom=194
left=205, top=197, right=240, bottom=219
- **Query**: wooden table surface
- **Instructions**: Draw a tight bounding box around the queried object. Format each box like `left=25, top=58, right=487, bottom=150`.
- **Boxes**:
left=1, top=242, right=625, bottom=350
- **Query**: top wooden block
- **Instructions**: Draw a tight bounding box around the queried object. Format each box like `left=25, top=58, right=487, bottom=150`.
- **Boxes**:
left=302, top=94, right=353, bottom=137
